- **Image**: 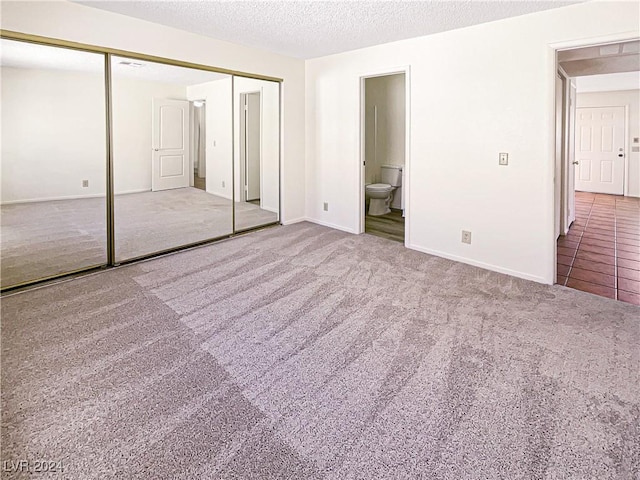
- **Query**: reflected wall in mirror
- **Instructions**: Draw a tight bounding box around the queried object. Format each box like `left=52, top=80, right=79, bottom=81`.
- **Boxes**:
left=0, top=39, right=107, bottom=288
left=233, top=77, right=280, bottom=232
left=111, top=56, right=233, bottom=261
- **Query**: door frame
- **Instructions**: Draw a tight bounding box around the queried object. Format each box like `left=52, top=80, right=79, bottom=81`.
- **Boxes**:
left=551, top=31, right=638, bottom=284
left=358, top=66, right=411, bottom=245
left=239, top=90, right=262, bottom=203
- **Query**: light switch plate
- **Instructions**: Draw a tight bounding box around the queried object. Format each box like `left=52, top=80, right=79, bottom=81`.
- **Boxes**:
left=499, top=153, right=508, bottom=166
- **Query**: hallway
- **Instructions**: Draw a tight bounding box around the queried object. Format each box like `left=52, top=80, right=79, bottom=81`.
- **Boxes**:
left=557, top=192, right=640, bottom=305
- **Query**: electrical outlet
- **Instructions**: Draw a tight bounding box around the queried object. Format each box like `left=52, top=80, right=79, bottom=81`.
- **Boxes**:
left=462, top=230, right=472, bottom=244
left=499, top=153, right=508, bottom=166
left=82, top=180, right=89, bottom=188
left=323, top=202, right=329, bottom=212
left=222, top=181, right=225, bottom=188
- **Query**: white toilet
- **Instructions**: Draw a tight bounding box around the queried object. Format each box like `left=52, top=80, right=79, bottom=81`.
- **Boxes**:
left=365, top=165, right=403, bottom=216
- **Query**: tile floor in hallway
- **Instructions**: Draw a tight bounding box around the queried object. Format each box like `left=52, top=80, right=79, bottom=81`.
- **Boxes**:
left=557, top=191, right=640, bottom=305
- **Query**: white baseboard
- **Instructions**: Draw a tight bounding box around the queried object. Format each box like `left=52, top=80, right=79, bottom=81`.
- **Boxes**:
left=281, top=217, right=307, bottom=225
left=115, top=188, right=150, bottom=196
left=207, top=189, right=232, bottom=200
left=304, top=217, right=359, bottom=234
left=1, top=188, right=154, bottom=205
left=406, top=243, right=550, bottom=285
left=1, top=193, right=106, bottom=205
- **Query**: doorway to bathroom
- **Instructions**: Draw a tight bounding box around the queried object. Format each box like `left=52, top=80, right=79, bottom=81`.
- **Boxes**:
left=192, top=100, right=206, bottom=191
left=361, top=71, right=407, bottom=243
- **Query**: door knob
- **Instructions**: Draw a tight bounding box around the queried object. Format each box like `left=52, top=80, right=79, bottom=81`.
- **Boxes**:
left=153, top=148, right=159, bottom=151
left=618, top=153, right=623, bottom=157
left=572, top=161, right=579, bottom=165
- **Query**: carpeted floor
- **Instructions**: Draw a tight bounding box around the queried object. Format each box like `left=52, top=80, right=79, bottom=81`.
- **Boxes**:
left=0, top=187, right=278, bottom=288
left=1, top=222, right=639, bottom=479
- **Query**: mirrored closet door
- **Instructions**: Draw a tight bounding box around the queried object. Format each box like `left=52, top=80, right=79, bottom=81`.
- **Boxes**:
left=1, top=35, right=282, bottom=291
left=111, top=56, right=233, bottom=262
left=0, top=39, right=107, bottom=288
left=233, top=77, right=280, bottom=232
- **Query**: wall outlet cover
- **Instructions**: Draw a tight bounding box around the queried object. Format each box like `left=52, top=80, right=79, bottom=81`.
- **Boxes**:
left=323, top=202, right=329, bottom=212
left=499, top=153, right=508, bottom=166
left=462, top=230, right=472, bottom=244
left=82, top=180, right=89, bottom=188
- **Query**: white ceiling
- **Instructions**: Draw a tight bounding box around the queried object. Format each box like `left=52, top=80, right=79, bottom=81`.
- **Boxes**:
left=75, top=0, right=584, bottom=59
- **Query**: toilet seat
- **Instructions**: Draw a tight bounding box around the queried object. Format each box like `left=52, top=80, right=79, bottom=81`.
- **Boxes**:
left=366, top=183, right=392, bottom=192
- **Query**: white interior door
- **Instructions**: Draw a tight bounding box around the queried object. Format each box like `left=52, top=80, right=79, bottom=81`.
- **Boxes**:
left=575, top=106, right=625, bottom=195
left=152, top=98, right=190, bottom=191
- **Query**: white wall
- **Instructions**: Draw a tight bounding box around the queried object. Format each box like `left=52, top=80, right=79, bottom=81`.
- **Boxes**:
left=305, top=0, right=639, bottom=284
left=576, top=89, right=640, bottom=197
left=187, top=77, right=233, bottom=199
left=365, top=74, right=405, bottom=184
left=234, top=77, right=280, bottom=214
left=1, top=66, right=106, bottom=204
left=575, top=72, right=640, bottom=93
left=0, top=0, right=305, bottom=223
left=112, top=77, right=187, bottom=194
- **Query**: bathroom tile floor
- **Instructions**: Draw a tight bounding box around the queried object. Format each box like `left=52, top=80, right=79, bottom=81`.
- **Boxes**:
left=556, top=191, right=640, bottom=305
left=365, top=209, right=405, bottom=243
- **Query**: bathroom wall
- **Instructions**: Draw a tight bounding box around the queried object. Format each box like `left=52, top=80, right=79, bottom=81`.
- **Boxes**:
left=364, top=73, right=406, bottom=184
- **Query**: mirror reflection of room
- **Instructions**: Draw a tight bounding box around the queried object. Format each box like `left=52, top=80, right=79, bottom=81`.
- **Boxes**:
left=111, top=56, right=234, bottom=261
left=0, top=39, right=108, bottom=288
left=364, top=73, right=406, bottom=243
left=1, top=43, right=283, bottom=290
left=233, top=77, right=280, bottom=232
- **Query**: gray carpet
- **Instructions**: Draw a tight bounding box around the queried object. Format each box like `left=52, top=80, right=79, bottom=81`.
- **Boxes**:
left=1, top=222, right=639, bottom=479
left=0, top=187, right=278, bottom=288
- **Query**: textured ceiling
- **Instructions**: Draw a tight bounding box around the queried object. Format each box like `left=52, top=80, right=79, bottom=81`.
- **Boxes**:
left=75, top=0, right=584, bottom=59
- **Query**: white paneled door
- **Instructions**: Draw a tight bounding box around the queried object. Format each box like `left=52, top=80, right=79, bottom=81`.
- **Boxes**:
left=152, top=99, right=190, bottom=191
left=575, top=106, right=625, bottom=195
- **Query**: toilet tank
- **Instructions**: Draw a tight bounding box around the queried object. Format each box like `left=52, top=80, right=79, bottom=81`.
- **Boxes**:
left=380, top=165, right=403, bottom=187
